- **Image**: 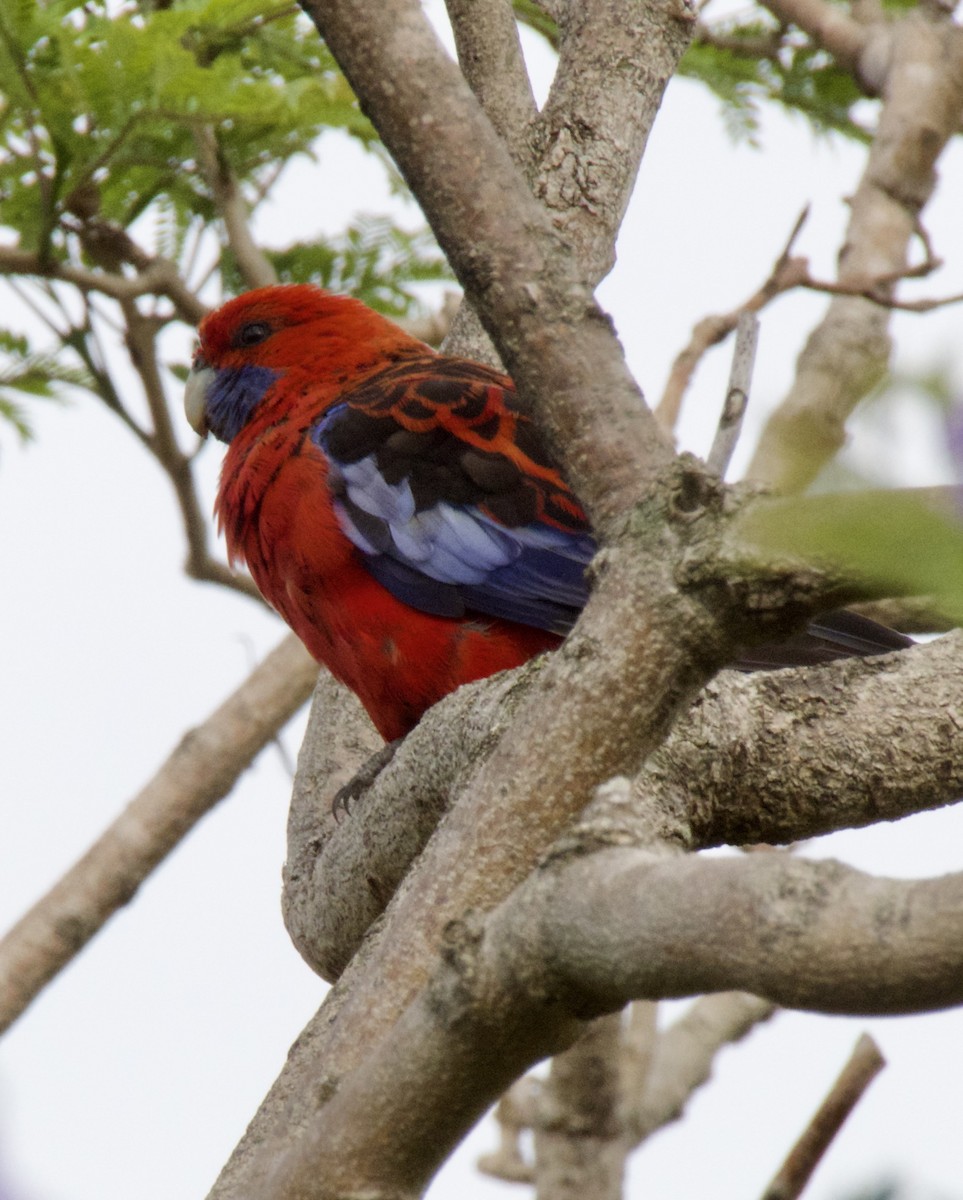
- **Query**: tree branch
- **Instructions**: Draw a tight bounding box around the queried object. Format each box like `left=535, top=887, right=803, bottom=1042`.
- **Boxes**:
left=0, top=635, right=317, bottom=1036
left=759, top=0, right=870, bottom=77
left=119, top=298, right=265, bottom=604
left=761, top=1034, right=886, bottom=1200
left=747, top=10, right=963, bottom=491
left=652, top=634, right=963, bottom=851
left=533, top=1013, right=627, bottom=1200
left=543, top=840, right=963, bottom=1016
left=0, top=244, right=207, bottom=326
left=242, top=819, right=963, bottom=1199
left=195, top=124, right=280, bottom=290
left=630, top=993, right=777, bottom=1141
left=299, top=0, right=687, bottom=529
left=445, top=0, right=538, bottom=159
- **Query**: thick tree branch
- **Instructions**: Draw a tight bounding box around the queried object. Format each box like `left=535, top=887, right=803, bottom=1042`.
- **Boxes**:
left=652, top=632, right=963, bottom=850
left=246, top=823, right=963, bottom=1199
left=444, top=0, right=694, bottom=368
left=299, top=0, right=687, bottom=529
left=0, top=635, right=317, bottom=1036
left=544, top=844, right=963, bottom=1016
left=533, top=0, right=688, bottom=282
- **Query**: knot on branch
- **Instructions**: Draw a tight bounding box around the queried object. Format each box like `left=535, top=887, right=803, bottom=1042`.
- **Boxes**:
left=667, top=454, right=725, bottom=522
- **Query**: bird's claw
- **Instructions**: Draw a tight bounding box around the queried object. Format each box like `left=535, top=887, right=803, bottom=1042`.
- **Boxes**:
left=331, top=738, right=402, bottom=818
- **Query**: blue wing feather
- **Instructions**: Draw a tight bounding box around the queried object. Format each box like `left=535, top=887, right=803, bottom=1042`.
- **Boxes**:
left=315, top=401, right=595, bottom=634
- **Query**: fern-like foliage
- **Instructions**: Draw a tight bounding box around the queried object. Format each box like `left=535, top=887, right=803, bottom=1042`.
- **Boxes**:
left=0, top=0, right=448, bottom=442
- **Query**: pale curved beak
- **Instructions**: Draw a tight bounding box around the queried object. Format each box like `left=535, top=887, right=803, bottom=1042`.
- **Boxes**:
left=184, top=361, right=215, bottom=437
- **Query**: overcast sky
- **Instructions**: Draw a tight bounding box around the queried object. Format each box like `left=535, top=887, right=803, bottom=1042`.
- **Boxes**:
left=2, top=8, right=962, bottom=1200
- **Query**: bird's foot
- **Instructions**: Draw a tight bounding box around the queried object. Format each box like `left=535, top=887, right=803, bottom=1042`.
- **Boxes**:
left=332, top=738, right=402, bottom=818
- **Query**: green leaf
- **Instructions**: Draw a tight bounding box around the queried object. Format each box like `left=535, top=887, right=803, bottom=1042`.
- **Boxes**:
left=680, top=17, right=872, bottom=145
left=740, top=490, right=963, bottom=623
left=265, top=216, right=451, bottom=317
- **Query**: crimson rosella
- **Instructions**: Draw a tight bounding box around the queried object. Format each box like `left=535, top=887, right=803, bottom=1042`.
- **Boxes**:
left=185, top=284, right=910, bottom=741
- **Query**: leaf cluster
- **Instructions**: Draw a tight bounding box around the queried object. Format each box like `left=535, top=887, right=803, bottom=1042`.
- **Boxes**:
left=263, top=216, right=451, bottom=318
left=679, top=19, right=870, bottom=145
left=0, top=0, right=449, bottom=442
left=0, top=0, right=370, bottom=256
left=0, top=328, right=92, bottom=442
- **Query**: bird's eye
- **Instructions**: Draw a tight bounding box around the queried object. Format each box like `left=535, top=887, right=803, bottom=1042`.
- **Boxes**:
left=233, top=321, right=272, bottom=349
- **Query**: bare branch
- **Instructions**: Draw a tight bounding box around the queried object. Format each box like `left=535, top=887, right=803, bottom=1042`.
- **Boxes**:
left=0, top=635, right=317, bottom=1037
left=195, top=125, right=280, bottom=290
left=446, top=0, right=538, bottom=158
left=631, top=994, right=777, bottom=1142
left=544, top=846, right=963, bottom=1018
left=0, top=244, right=207, bottom=325
left=649, top=632, right=963, bottom=851
left=758, top=0, right=870, bottom=76
left=706, top=309, right=759, bottom=477
left=748, top=12, right=963, bottom=491
left=533, top=1014, right=627, bottom=1200
left=118, top=298, right=266, bottom=605
left=656, top=211, right=810, bottom=432
left=760, top=1034, right=886, bottom=1200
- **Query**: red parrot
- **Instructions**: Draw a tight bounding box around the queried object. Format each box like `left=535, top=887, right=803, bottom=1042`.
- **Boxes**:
left=186, top=284, right=595, bottom=740
left=185, top=284, right=910, bottom=741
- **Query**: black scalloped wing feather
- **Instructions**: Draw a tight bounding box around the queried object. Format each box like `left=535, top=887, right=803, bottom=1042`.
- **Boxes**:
left=318, top=355, right=590, bottom=533
left=313, top=354, right=596, bottom=633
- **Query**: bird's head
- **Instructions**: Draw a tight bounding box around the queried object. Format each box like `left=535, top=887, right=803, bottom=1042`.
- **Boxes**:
left=185, top=284, right=400, bottom=443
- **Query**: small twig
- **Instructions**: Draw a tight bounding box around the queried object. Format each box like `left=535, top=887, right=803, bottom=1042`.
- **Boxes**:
left=760, top=1033, right=886, bottom=1200
left=0, top=635, right=318, bottom=1037
left=707, top=309, right=759, bottom=476
left=800, top=274, right=963, bottom=312
left=656, top=207, right=810, bottom=433
left=656, top=203, right=956, bottom=436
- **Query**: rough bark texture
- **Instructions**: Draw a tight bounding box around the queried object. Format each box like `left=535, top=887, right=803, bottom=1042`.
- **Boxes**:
left=200, top=2, right=963, bottom=1196
left=285, top=632, right=963, bottom=982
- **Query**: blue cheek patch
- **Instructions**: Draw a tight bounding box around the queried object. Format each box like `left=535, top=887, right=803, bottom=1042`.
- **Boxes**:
left=206, top=365, right=281, bottom=442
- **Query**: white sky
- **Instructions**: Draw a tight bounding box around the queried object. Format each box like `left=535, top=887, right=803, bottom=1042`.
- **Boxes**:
left=2, top=9, right=963, bottom=1200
